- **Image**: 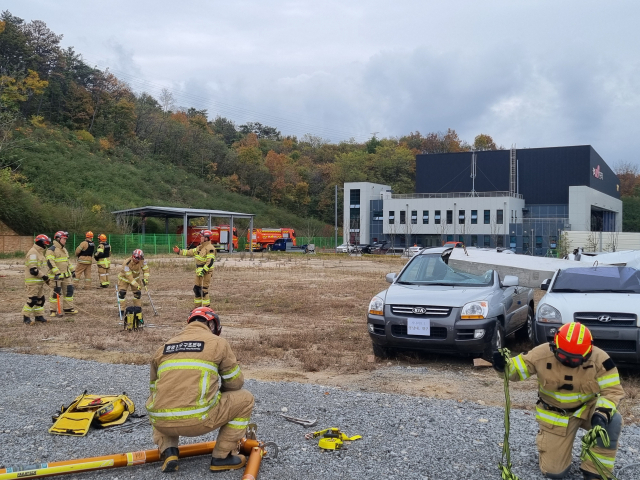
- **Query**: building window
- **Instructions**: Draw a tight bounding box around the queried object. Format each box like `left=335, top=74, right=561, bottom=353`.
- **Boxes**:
left=388, top=211, right=394, bottom=225
left=523, top=235, right=530, bottom=251
left=373, top=210, right=383, bottom=221
left=497, top=209, right=504, bottom=225
left=458, top=210, right=465, bottom=224
left=484, top=235, right=491, bottom=247
left=446, top=235, right=453, bottom=242
left=510, top=236, right=517, bottom=248
left=446, top=210, right=453, bottom=224
left=435, top=210, right=441, bottom=224
left=411, top=210, right=417, bottom=224
left=484, top=210, right=490, bottom=224
left=422, top=210, right=429, bottom=224
left=458, top=235, right=464, bottom=243
left=400, top=211, right=406, bottom=224
left=497, top=236, right=504, bottom=248
left=549, top=236, right=558, bottom=249
left=349, top=189, right=360, bottom=207
left=536, top=236, right=543, bottom=248
left=471, top=210, right=478, bottom=224
left=471, top=235, right=478, bottom=247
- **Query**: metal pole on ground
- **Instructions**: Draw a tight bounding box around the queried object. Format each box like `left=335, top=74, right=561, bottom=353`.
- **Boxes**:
left=334, top=184, right=338, bottom=253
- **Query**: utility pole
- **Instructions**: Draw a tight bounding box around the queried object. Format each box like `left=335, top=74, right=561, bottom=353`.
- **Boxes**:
left=334, top=184, right=338, bottom=254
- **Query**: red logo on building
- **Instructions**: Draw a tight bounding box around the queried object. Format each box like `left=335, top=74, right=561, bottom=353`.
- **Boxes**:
left=593, top=165, right=603, bottom=180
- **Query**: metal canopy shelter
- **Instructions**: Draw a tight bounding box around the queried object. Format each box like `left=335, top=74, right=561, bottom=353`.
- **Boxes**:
left=111, top=206, right=255, bottom=253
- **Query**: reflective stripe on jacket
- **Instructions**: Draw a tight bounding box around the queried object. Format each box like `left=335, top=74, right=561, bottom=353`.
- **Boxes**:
left=117, top=257, right=149, bottom=286
left=46, top=241, right=72, bottom=277
left=180, top=241, right=216, bottom=272
left=25, top=244, right=48, bottom=284
left=146, top=322, right=244, bottom=427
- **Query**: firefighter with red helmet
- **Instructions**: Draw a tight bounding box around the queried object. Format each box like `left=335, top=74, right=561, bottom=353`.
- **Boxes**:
left=46, top=231, right=77, bottom=317
left=23, top=234, right=52, bottom=325
left=173, top=230, right=216, bottom=308
left=117, top=249, right=150, bottom=330
left=493, top=322, right=624, bottom=480
left=74, top=231, right=95, bottom=289
left=94, top=234, right=111, bottom=288
left=147, top=306, right=254, bottom=473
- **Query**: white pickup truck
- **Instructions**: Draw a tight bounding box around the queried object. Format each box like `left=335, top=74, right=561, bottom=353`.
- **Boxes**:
left=534, top=266, right=640, bottom=365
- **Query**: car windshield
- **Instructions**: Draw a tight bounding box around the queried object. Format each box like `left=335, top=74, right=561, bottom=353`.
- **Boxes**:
left=396, top=254, right=493, bottom=287
left=552, top=267, right=640, bottom=293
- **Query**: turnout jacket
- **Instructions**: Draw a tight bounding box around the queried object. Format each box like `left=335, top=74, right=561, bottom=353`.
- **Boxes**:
left=24, top=243, right=48, bottom=284
left=146, top=321, right=244, bottom=427
left=506, top=344, right=624, bottom=432
left=46, top=240, right=74, bottom=278
left=117, top=257, right=149, bottom=288
left=179, top=241, right=216, bottom=274
left=94, top=242, right=111, bottom=268
left=75, top=239, right=95, bottom=264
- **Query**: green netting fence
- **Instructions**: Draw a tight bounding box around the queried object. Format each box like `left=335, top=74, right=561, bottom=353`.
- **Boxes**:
left=55, top=234, right=337, bottom=256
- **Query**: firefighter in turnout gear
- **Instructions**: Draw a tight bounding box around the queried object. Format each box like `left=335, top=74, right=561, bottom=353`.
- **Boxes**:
left=94, top=234, right=111, bottom=288
left=147, top=307, right=254, bottom=473
left=117, top=249, right=150, bottom=331
left=173, top=230, right=216, bottom=308
left=74, top=231, right=95, bottom=289
left=47, top=231, right=77, bottom=316
left=23, top=234, right=51, bottom=325
left=493, top=322, right=624, bottom=480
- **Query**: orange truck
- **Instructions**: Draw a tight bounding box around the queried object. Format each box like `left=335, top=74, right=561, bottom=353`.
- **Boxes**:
left=246, top=228, right=296, bottom=251
left=177, top=225, right=238, bottom=251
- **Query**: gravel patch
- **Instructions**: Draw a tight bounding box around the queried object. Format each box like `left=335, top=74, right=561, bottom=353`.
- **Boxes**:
left=1, top=352, right=639, bottom=479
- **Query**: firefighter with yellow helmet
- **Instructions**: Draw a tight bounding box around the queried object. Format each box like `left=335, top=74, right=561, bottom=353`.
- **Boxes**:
left=117, top=249, right=150, bottom=330
left=94, top=234, right=111, bottom=288
left=46, top=231, right=77, bottom=317
left=74, top=231, right=95, bottom=289
left=493, top=322, right=624, bottom=480
left=173, top=230, right=216, bottom=308
left=147, top=307, right=254, bottom=473
left=23, top=234, right=52, bottom=325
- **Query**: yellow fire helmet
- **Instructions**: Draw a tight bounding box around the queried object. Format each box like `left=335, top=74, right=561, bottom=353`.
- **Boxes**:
left=95, top=395, right=135, bottom=427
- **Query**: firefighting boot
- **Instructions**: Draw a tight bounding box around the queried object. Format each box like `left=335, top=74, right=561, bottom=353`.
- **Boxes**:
left=124, top=312, right=135, bottom=332
left=50, top=310, right=62, bottom=318
left=64, top=308, right=78, bottom=314
left=34, top=316, right=47, bottom=323
left=23, top=316, right=33, bottom=326
left=160, top=447, right=179, bottom=473
left=210, top=454, right=247, bottom=472
left=135, top=312, right=144, bottom=331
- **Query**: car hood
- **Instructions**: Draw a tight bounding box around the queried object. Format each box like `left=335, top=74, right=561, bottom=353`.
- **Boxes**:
left=539, top=292, right=640, bottom=326
left=383, top=283, right=491, bottom=307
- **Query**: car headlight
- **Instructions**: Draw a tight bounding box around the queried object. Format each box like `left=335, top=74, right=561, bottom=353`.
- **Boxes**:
left=537, top=303, right=562, bottom=323
left=461, top=301, right=488, bottom=319
left=368, top=296, right=384, bottom=316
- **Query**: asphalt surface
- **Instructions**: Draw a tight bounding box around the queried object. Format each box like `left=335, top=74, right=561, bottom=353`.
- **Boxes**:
left=1, top=352, right=639, bottom=479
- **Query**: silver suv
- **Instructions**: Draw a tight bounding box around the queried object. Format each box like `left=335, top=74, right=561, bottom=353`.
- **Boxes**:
left=367, top=247, right=535, bottom=360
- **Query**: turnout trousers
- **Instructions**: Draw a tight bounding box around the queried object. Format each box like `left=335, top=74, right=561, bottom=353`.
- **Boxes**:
left=74, top=261, right=92, bottom=288
left=537, top=411, right=622, bottom=478
left=117, top=279, right=142, bottom=309
left=97, top=266, right=110, bottom=287
left=193, top=271, right=212, bottom=307
left=49, top=276, right=74, bottom=313
left=152, top=389, right=254, bottom=458
left=23, top=283, right=46, bottom=318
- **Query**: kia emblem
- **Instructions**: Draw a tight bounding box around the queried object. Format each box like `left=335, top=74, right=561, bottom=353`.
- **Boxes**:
left=413, top=307, right=426, bottom=314
left=597, top=315, right=612, bottom=323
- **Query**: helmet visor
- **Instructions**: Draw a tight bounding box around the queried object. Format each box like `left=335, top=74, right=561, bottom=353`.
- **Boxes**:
left=554, top=348, right=586, bottom=368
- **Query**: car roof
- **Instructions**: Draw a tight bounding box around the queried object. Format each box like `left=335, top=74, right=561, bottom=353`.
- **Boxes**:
left=417, top=246, right=453, bottom=255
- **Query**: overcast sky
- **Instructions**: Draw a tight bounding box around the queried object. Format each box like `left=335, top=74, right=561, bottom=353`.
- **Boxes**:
left=6, top=1, right=640, bottom=165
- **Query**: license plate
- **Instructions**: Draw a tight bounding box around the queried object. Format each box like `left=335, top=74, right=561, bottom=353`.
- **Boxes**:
left=407, top=318, right=430, bottom=336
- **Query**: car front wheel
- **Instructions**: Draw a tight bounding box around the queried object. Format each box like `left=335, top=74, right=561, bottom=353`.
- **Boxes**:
left=482, top=321, right=504, bottom=362
left=515, top=306, right=534, bottom=344
left=372, top=342, right=392, bottom=359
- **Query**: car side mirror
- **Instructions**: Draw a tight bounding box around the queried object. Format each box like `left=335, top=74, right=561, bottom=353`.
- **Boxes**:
left=540, top=279, right=551, bottom=291
left=502, top=275, right=519, bottom=287
left=385, top=273, right=397, bottom=284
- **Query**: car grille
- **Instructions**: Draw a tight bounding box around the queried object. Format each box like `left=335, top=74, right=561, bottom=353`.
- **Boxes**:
left=390, top=305, right=452, bottom=317
left=390, top=325, right=447, bottom=339
left=592, top=339, right=637, bottom=353
left=574, top=312, right=637, bottom=327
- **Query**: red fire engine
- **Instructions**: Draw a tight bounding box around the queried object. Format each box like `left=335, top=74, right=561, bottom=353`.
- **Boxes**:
left=177, top=225, right=238, bottom=251
left=246, top=228, right=296, bottom=251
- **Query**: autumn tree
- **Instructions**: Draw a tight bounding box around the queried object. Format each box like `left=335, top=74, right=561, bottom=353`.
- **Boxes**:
left=473, top=133, right=497, bottom=151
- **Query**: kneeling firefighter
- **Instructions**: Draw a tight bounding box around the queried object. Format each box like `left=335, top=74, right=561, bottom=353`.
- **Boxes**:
left=46, top=231, right=77, bottom=317
left=173, top=229, right=216, bottom=308
left=493, top=322, right=624, bottom=480
left=23, top=234, right=51, bottom=325
left=117, top=249, right=150, bottom=330
left=94, top=234, right=111, bottom=288
left=147, top=307, right=254, bottom=473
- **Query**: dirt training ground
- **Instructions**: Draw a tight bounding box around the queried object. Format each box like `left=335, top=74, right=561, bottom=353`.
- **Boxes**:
left=1, top=253, right=638, bottom=422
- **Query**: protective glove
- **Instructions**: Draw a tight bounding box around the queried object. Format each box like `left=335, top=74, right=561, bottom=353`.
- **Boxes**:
left=492, top=351, right=506, bottom=373
left=173, top=246, right=180, bottom=254
left=72, top=271, right=76, bottom=278
left=591, top=410, right=609, bottom=428
left=196, top=267, right=204, bottom=277
left=142, top=278, right=148, bottom=286
left=53, top=285, right=62, bottom=295
left=29, top=267, right=39, bottom=276
left=54, top=273, right=61, bottom=281
left=132, top=282, right=140, bottom=290
left=41, top=274, right=49, bottom=283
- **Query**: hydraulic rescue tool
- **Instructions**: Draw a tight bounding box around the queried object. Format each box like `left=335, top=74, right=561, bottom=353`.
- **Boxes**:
left=304, top=427, right=362, bottom=450
left=0, top=438, right=276, bottom=480
left=115, top=283, right=123, bottom=324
